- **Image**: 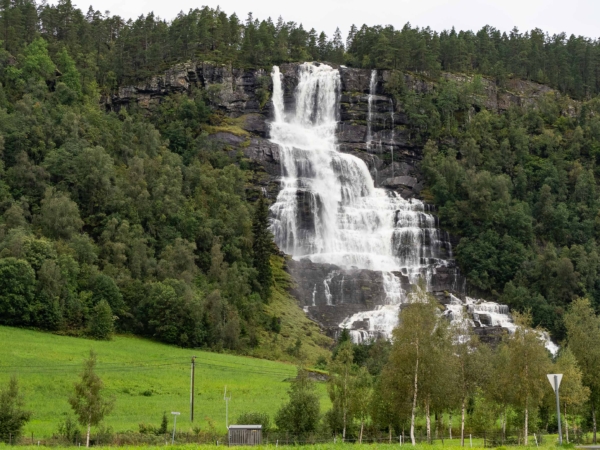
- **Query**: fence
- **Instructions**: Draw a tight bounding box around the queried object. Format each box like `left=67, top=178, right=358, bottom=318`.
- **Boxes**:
left=12, top=428, right=599, bottom=447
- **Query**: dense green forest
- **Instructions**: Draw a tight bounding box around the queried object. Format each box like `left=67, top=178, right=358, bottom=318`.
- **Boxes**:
left=0, top=2, right=282, bottom=351
left=2, top=0, right=600, bottom=345
left=384, top=71, right=600, bottom=340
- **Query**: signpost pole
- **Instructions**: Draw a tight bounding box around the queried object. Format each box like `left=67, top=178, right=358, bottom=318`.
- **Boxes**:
left=555, top=375, right=562, bottom=445
left=547, top=374, right=563, bottom=446
left=171, top=412, right=180, bottom=444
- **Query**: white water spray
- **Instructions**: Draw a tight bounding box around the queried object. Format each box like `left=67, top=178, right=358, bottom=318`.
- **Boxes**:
left=268, top=63, right=453, bottom=342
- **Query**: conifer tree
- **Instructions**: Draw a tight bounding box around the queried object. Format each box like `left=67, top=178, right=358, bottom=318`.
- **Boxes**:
left=0, top=376, right=31, bottom=443
left=252, top=194, right=273, bottom=301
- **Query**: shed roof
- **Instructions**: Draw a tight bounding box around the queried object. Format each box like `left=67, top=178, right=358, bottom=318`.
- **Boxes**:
left=228, top=425, right=262, bottom=430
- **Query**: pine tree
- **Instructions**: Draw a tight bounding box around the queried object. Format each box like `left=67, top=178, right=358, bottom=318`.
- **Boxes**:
left=0, top=377, right=32, bottom=443
left=88, top=299, right=114, bottom=340
left=252, top=194, right=273, bottom=301
left=69, top=351, right=114, bottom=447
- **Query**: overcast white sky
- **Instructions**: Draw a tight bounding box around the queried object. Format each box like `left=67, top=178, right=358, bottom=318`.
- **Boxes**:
left=50, top=0, right=600, bottom=40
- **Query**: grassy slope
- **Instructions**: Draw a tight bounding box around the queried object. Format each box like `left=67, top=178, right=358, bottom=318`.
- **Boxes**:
left=0, top=327, right=331, bottom=438
left=248, top=256, right=333, bottom=363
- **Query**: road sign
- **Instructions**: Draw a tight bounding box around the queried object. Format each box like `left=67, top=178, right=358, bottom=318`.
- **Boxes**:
left=547, top=374, right=563, bottom=392
left=547, top=374, right=563, bottom=445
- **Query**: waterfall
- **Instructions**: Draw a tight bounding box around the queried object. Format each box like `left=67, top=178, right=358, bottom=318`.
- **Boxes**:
left=389, top=98, right=395, bottom=179
left=366, top=70, right=377, bottom=152
left=269, top=63, right=454, bottom=343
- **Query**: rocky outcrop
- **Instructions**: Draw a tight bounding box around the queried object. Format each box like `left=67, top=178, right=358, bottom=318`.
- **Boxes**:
left=106, top=62, right=572, bottom=343
left=107, top=62, right=573, bottom=201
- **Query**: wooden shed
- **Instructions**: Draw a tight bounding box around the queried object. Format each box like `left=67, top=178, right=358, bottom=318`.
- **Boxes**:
left=228, top=425, right=262, bottom=446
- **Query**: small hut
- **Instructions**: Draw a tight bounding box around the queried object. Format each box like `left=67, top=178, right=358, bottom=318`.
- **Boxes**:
left=228, top=425, right=262, bottom=446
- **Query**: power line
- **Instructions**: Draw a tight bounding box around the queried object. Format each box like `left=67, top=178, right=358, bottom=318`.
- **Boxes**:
left=0, top=359, right=295, bottom=377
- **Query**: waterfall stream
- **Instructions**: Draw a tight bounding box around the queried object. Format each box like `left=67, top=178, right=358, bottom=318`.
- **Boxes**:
left=266, top=62, right=557, bottom=353
left=268, top=63, right=456, bottom=341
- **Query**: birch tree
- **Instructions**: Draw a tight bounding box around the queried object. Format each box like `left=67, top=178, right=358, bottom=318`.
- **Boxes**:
left=554, top=348, right=589, bottom=443
left=349, top=366, right=372, bottom=443
left=383, top=280, right=444, bottom=445
left=564, top=298, right=600, bottom=444
left=451, top=324, right=491, bottom=446
left=327, top=340, right=354, bottom=440
left=68, top=351, right=114, bottom=447
left=505, top=312, right=551, bottom=445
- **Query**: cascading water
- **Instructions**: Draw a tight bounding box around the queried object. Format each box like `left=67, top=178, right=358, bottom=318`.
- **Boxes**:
left=267, top=62, right=558, bottom=353
left=366, top=70, right=377, bottom=152
left=268, top=63, right=455, bottom=342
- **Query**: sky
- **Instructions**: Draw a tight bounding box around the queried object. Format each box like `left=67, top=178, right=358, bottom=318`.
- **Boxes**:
left=50, top=0, right=600, bottom=40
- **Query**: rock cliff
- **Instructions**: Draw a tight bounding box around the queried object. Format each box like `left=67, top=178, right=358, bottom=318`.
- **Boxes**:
left=106, top=61, right=566, bottom=339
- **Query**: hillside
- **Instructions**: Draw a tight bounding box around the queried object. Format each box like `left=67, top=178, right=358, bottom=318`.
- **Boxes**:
left=0, top=326, right=330, bottom=438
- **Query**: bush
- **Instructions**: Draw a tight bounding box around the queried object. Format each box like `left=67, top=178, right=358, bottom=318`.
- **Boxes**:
left=56, top=415, right=82, bottom=443
left=88, top=299, right=114, bottom=340
left=235, top=412, right=271, bottom=432
left=275, top=369, right=320, bottom=436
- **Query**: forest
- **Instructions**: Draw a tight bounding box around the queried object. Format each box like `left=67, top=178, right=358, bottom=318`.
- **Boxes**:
left=1, top=0, right=600, bottom=345
left=2, top=1, right=600, bottom=98
left=2, top=0, right=600, bottom=445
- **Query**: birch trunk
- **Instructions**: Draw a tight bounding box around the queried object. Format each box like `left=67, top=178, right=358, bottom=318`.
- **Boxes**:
left=86, top=422, right=91, bottom=448
left=593, top=402, right=597, bottom=444
left=410, top=340, right=419, bottom=446
left=461, top=398, right=466, bottom=446
left=426, top=398, right=431, bottom=444
left=501, top=410, right=506, bottom=444
left=565, top=404, right=569, bottom=444
left=449, top=414, right=452, bottom=440
left=359, top=420, right=364, bottom=444
left=524, top=398, right=529, bottom=446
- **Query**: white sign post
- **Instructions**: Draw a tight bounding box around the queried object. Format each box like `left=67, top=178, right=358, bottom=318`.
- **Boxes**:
left=547, top=374, right=563, bottom=445
left=171, top=412, right=181, bottom=444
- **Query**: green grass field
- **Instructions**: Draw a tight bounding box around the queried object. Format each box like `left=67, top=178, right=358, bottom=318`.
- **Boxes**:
left=0, top=326, right=331, bottom=439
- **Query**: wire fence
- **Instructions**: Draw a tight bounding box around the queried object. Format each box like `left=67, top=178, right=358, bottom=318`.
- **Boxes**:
left=14, top=428, right=599, bottom=447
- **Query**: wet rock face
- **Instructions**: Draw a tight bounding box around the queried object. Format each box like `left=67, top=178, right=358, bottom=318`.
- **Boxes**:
left=108, top=63, right=563, bottom=344
left=286, top=258, right=462, bottom=336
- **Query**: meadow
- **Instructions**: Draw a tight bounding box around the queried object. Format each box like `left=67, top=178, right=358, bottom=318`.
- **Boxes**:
left=0, top=326, right=331, bottom=439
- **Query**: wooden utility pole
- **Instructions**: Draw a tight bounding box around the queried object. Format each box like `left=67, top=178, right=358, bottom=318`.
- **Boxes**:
left=190, top=356, right=196, bottom=422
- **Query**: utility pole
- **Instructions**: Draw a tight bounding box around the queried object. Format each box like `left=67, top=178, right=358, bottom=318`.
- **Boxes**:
left=547, top=374, right=563, bottom=445
left=190, top=356, right=196, bottom=422
left=224, top=386, right=232, bottom=429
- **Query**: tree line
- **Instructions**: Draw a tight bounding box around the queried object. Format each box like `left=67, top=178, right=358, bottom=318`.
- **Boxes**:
left=2, top=1, right=600, bottom=99
left=267, top=287, right=600, bottom=445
